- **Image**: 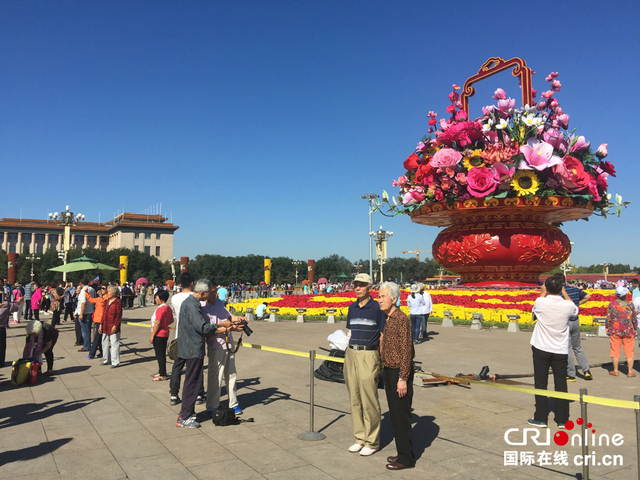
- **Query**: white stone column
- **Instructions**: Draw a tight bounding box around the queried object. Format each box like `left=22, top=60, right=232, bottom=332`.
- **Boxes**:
left=16, top=232, right=22, bottom=254
left=45, top=233, right=50, bottom=253
left=2, top=232, right=7, bottom=252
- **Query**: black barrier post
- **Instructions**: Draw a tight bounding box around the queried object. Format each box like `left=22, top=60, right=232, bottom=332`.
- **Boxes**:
left=635, top=394, right=640, bottom=480
left=580, top=388, right=589, bottom=480
left=297, top=350, right=326, bottom=441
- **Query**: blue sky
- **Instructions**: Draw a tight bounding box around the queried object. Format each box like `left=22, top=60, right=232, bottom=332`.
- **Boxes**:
left=2, top=1, right=639, bottom=268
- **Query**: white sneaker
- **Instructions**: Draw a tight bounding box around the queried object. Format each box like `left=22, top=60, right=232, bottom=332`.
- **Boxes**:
left=359, top=447, right=377, bottom=456
left=348, top=443, right=364, bottom=453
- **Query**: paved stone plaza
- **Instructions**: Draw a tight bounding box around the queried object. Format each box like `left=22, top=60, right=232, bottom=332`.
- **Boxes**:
left=1, top=306, right=638, bottom=479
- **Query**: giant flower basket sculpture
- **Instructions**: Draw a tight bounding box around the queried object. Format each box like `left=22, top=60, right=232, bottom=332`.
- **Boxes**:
left=378, top=57, right=628, bottom=286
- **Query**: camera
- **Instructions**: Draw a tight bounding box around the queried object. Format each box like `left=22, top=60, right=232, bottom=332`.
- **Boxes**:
left=238, top=319, right=253, bottom=336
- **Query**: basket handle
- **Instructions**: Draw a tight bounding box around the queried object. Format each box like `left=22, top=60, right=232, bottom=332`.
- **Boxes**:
left=460, top=57, right=534, bottom=117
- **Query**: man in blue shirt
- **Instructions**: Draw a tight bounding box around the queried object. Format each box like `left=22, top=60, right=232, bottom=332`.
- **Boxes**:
left=558, top=274, right=593, bottom=381
left=217, top=285, right=228, bottom=306
left=344, top=273, right=385, bottom=457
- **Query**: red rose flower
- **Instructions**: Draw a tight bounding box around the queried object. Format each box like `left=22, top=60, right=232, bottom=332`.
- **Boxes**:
left=599, top=161, right=616, bottom=177
left=554, top=156, right=590, bottom=192
left=436, top=121, right=484, bottom=148
left=403, top=153, right=421, bottom=171
left=415, top=162, right=437, bottom=185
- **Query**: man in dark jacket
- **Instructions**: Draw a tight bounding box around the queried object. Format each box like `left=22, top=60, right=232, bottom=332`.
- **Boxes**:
left=176, top=279, right=235, bottom=428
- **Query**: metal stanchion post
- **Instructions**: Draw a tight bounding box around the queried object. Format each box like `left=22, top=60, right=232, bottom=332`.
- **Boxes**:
left=635, top=395, right=640, bottom=480
left=298, top=350, right=326, bottom=441
left=580, top=388, right=589, bottom=480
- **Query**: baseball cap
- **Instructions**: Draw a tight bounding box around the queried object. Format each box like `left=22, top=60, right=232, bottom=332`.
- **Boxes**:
left=353, top=273, right=372, bottom=285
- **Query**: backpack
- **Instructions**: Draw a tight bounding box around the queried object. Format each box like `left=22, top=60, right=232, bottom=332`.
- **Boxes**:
left=11, top=358, right=40, bottom=386
left=211, top=407, right=238, bottom=426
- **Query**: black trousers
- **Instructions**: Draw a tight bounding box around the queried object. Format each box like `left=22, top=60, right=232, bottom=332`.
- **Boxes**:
left=532, top=346, right=569, bottom=424
left=153, top=336, right=168, bottom=377
left=52, top=310, right=61, bottom=328
left=179, top=357, right=204, bottom=419
left=74, top=316, right=83, bottom=344
left=64, top=303, right=74, bottom=321
left=0, top=327, right=6, bottom=368
left=24, top=301, right=32, bottom=319
left=89, top=323, right=103, bottom=357
left=383, top=366, right=415, bottom=467
left=169, top=356, right=205, bottom=397
left=33, top=309, right=40, bottom=321
left=44, top=330, right=59, bottom=371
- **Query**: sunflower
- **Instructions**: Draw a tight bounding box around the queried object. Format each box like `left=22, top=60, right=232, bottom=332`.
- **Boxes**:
left=462, top=149, right=485, bottom=169
left=511, top=170, right=540, bottom=196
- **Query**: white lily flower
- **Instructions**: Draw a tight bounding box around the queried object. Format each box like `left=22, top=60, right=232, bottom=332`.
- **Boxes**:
left=495, top=118, right=508, bottom=130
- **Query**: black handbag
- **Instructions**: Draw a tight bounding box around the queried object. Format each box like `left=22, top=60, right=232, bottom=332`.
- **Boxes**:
left=211, top=407, right=238, bottom=426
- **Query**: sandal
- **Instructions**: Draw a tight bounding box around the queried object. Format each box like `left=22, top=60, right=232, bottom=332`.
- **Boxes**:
left=628, top=372, right=636, bottom=378
left=152, top=376, right=168, bottom=382
left=609, top=371, right=619, bottom=376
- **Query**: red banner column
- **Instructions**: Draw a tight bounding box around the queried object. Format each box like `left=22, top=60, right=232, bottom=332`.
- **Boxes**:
left=7, top=253, right=18, bottom=284
left=180, top=257, right=189, bottom=273
left=307, top=259, right=315, bottom=285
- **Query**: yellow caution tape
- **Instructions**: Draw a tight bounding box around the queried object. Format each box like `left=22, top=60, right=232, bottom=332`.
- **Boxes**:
left=427, top=374, right=639, bottom=410
left=122, top=322, right=638, bottom=410
left=122, top=321, right=175, bottom=331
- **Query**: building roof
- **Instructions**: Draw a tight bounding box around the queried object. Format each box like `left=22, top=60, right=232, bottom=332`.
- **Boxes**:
left=0, top=213, right=179, bottom=233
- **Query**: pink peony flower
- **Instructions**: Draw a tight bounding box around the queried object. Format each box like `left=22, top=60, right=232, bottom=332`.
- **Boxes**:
left=455, top=110, right=468, bottom=121
left=428, top=117, right=437, bottom=126
left=519, top=139, right=562, bottom=171
left=551, top=80, right=562, bottom=92
left=436, top=121, right=483, bottom=148
left=434, top=189, right=444, bottom=201
left=554, top=156, right=591, bottom=192
left=596, top=143, right=608, bottom=159
left=569, top=135, right=590, bottom=153
left=446, top=104, right=456, bottom=114
left=492, top=88, right=506, bottom=100
left=392, top=175, right=409, bottom=188
left=466, top=166, right=499, bottom=197
left=429, top=148, right=462, bottom=169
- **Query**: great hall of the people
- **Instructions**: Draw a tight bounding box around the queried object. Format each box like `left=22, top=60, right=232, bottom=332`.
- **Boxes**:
left=0, top=213, right=179, bottom=263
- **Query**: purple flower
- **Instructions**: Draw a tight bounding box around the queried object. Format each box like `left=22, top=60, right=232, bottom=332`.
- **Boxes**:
left=543, top=128, right=568, bottom=152
left=556, top=113, right=570, bottom=129
left=497, top=98, right=516, bottom=113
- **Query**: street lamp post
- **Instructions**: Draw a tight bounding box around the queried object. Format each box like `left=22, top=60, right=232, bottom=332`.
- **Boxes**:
left=292, top=260, right=303, bottom=285
left=25, top=253, right=41, bottom=281
left=49, top=206, right=85, bottom=281
left=370, top=226, right=393, bottom=283
left=603, top=262, right=609, bottom=283
left=360, top=193, right=379, bottom=280
left=354, top=263, right=362, bottom=276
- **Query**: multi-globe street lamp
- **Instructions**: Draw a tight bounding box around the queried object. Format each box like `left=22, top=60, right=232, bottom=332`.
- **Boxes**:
left=49, top=206, right=85, bottom=281
left=360, top=193, right=379, bottom=280
left=25, top=253, right=41, bottom=281
left=292, top=260, right=303, bottom=285
left=370, top=226, right=393, bottom=283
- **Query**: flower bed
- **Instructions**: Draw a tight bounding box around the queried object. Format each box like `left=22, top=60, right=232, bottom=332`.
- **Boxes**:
left=228, top=289, right=619, bottom=325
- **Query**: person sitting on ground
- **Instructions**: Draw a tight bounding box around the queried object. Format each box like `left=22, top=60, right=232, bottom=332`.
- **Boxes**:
left=606, top=286, right=637, bottom=377
left=24, top=320, right=59, bottom=376
left=150, top=289, right=173, bottom=381
left=255, top=302, right=268, bottom=320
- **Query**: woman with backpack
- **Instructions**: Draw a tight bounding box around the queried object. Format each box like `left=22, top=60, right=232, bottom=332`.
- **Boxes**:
left=24, top=320, right=58, bottom=376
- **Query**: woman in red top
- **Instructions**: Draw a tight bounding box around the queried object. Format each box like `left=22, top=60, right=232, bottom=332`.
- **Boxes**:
left=86, top=286, right=108, bottom=360
left=150, top=289, right=173, bottom=381
left=99, top=286, right=122, bottom=368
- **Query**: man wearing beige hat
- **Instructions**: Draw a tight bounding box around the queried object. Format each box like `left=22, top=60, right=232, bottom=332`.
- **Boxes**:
left=344, top=273, right=385, bottom=456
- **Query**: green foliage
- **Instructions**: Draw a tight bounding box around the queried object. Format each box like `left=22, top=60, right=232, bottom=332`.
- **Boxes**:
left=7, top=248, right=171, bottom=285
